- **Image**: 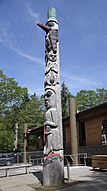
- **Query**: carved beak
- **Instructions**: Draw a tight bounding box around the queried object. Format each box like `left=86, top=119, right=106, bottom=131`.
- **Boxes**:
left=37, top=23, right=51, bottom=33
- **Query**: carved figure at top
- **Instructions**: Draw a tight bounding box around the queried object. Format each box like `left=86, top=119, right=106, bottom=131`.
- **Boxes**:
left=45, top=29, right=58, bottom=53
left=46, top=21, right=58, bottom=53
left=37, top=20, right=58, bottom=54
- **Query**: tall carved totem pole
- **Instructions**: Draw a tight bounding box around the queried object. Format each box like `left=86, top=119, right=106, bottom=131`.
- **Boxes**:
left=37, top=8, right=64, bottom=186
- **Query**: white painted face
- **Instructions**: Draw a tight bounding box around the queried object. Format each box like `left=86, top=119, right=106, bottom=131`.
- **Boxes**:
left=46, top=21, right=58, bottom=30
left=48, top=50, right=57, bottom=62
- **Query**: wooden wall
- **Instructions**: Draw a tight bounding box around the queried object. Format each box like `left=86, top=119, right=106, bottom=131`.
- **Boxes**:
left=63, top=118, right=71, bottom=155
left=85, top=113, right=107, bottom=146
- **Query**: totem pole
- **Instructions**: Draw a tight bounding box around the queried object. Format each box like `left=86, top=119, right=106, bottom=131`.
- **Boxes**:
left=37, top=8, right=64, bottom=186
left=13, top=123, right=18, bottom=151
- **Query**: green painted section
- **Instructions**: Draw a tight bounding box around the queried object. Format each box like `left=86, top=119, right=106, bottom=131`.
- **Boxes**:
left=47, top=7, right=57, bottom=21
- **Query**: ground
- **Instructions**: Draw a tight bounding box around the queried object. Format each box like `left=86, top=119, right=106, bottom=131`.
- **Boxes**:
left=0, top=166, right=107, bottom=191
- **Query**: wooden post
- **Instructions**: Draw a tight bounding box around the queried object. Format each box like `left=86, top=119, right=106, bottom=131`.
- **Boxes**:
left=13, top=123, right=19, bottom=151
left=68, top=98, right=78, bottom=165
left=37, top=7, right=64, bottom=187
left=23, top=123, right=28, bottom=164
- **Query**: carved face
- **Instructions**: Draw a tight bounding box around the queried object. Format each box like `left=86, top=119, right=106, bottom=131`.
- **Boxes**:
left=44, top=89, right=56, bottom=109
left=48, top=52, right=57, bottom=62
left=45, top=51, right=57, bottom=63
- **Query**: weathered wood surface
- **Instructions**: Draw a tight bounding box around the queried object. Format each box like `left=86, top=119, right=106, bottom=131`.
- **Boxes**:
left=37, top=7, right=64, bottom=186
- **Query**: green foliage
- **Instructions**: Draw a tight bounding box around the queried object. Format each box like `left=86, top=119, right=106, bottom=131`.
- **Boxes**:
left=96, top=88, right=107, bottom=104
left=76, top=88, right=107, bottom=111
left=61, top=82, right=107, bottom=113
left=0, top=129, right=14, bottom=152
left=76, top=90, right=97, bottom=111
left=0, top=70, right=44, bottom=152
left=0, top=70, right=28, bottom=115
left=19, top=93, right=44, bottom=128
left=61, top=82, right=74, bottom=117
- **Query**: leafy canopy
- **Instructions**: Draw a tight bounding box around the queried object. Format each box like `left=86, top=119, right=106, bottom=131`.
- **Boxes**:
left=0, top=70, right=44, bottom=152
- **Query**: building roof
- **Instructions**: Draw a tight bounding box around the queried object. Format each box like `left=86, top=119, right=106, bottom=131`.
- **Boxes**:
left=28, top=101, right=107, bottom=134
left=76, top=101, right=107, bottom=119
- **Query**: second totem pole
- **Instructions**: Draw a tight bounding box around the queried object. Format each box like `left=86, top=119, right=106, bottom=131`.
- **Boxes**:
left=37, top=8, right=64, bottom=186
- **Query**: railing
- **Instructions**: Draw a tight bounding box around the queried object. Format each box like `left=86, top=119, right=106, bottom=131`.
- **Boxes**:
left=30, top=157, right=43, bottom=165
left=29, top=152, right=87, bottom=166
left=0, top=151, right=87, bottom=179
left=64, top=153, right=87, bottom=166
left=64, top=153, right=87, bottom=181
left=27, top=151, right=43, bottom=165
left=0, top=151, right=87, bottom=166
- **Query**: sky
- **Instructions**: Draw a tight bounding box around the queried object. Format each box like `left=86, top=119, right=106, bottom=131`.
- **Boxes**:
left=0, top=0, right=107, bottom=96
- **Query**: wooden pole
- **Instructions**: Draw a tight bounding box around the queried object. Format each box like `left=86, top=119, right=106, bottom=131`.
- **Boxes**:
left=37, top=7, right=64, bottom=187
left=23, top=123, right=28, bottom=164
left=13, top=123, right=19, bottom=151
left=68, top=98, right=78, bottom=165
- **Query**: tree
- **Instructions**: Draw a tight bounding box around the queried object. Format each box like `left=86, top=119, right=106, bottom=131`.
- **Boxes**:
left=0, top=70, right=29, bottom=116
left=76, top=88, right=107, bottom=112
left=61, top=82, right=73, bottom=117
left=0, top=70, right=29, bottom=152
left=19, top=93, right=44, bottom=129
left=0, top=130, right=14, bottom=152
left=76, top=90, right=97, bottom=111
left=0, top=70, right=45, bottom=152
left=96, top=88, right=107, bottom=104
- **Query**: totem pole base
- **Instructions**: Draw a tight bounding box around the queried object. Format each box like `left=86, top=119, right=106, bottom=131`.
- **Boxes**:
left=43, top=159, right=64, bottom=187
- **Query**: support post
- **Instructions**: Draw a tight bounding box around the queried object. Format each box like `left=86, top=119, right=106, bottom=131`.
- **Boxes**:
left=68, top=98, right=78, bottom=165
left=37, top=7, right=64, bottom=187
left=23, top=123, right=28, bottom=164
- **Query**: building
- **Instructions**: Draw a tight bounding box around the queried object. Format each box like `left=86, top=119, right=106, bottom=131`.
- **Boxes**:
left=77, top=101, right=107, bottom=165
left=28, top=99, right=107, bottom=165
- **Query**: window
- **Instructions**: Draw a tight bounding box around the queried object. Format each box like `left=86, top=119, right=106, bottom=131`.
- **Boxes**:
left=79, top=120, right=86, bottom=146
left=102, top=120, right=107, bottom=145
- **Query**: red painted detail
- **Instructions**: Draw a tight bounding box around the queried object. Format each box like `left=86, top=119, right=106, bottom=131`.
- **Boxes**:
left=46, top=153, right=61, bottom=160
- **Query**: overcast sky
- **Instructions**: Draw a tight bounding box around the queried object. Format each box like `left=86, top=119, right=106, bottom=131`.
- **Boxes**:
left=0, top=0, right=107, bottom=96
